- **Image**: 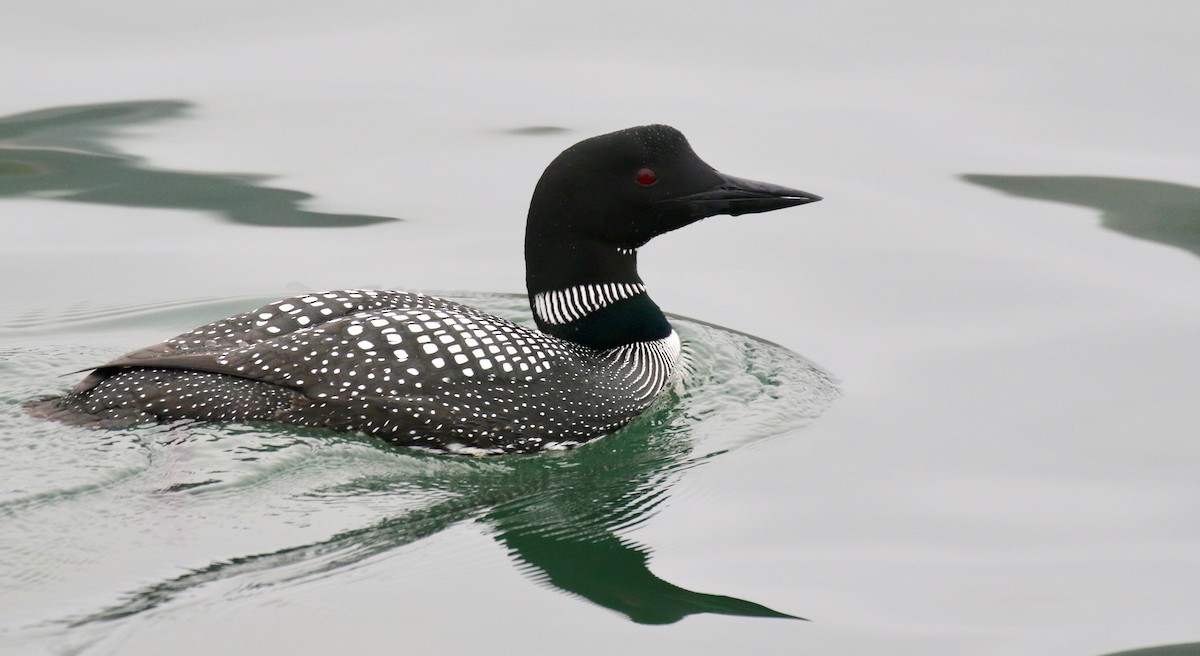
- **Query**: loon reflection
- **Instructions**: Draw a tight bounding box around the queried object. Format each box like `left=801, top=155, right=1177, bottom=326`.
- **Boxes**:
left=69, top=395, right=802, bottom=626
left=0, top=100, right=394, bottom=227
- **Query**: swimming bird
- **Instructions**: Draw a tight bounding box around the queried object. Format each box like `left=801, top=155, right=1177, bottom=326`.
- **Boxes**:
left=31, top=125, right=821, bottom=454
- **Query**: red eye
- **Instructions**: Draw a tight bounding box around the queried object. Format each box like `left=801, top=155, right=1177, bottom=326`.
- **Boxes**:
left=635, top=168, right=657, bottom=186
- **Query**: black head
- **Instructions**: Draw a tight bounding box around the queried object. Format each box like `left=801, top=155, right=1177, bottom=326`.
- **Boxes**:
left=525, top=125, right=820, bottom=250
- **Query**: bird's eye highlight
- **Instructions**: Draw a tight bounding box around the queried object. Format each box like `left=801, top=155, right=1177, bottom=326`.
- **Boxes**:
left=635, top=168, right=657, bottom=186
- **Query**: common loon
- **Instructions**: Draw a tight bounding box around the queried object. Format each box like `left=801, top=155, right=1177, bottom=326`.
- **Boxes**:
left=31, top=125, right=820, bottom=454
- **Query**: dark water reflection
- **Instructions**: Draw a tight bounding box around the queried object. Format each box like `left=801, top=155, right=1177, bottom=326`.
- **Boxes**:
left=1098, top=644, right=1200, bottom=656
left=485, top=427, right=798, bottom=624
left=68, top=416, right=795, bottom=627
left=962, top=175, right=1200, bottom=258
left=502, top=125, right=571, bottom=136
left=0, top=100, right=396, bottom=227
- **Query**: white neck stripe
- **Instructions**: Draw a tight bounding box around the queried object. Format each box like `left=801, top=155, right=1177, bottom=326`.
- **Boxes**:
left=533, top=283, right=646, bottom=325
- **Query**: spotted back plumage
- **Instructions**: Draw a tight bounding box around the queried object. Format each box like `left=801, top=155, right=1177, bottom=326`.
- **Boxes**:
left=62, top=290, right=681, bottom=453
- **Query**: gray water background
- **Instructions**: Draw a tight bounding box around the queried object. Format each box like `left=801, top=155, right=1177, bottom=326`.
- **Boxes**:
left=3, top=2, right=1199, bottom=655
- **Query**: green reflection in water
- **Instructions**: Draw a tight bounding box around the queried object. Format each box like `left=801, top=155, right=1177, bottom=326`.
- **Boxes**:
left=1098, top=644, right=1200, bottom=656
left=484, top=420, right=798, bottom=624
left=66, top=417, right=797, bottom=627
left=0, top=100, right=396, bottom=227
left=962, top=175, right=1200, bottom=258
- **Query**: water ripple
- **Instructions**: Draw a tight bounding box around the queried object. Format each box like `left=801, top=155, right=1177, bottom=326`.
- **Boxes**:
left=0, top=292, right=838, bottom=639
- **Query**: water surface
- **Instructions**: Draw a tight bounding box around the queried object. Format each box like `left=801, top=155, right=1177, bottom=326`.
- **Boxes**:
left=3, top=1, right=1200, bottom=654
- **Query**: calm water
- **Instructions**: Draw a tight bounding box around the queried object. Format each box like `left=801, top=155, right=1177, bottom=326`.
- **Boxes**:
left=3, top=1, right=1200, bottom=655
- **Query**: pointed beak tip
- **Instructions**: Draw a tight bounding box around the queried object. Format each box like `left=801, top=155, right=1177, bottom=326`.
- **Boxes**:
left=659, top=173, right=822, bottom=218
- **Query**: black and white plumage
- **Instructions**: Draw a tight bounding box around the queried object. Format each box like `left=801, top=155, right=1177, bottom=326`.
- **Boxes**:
left=533, top=283, right=647, bottom=326
left=32, top=125, right=820, bottom=453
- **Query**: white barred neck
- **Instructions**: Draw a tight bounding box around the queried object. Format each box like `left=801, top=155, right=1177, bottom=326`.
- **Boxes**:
left=532, top=282, right=648, bottom=325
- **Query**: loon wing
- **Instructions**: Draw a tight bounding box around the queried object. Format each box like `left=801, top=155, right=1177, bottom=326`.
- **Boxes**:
left=70, top=290, right=481, bottom=393
left=151, top=290, right=475, bottom=356
left=74, top=290, right=575, bottom=406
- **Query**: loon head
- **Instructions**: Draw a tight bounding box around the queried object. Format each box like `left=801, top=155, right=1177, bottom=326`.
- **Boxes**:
left=525, top=124, right=821, bottom=254
left=524, top=125, right=820, bottom=348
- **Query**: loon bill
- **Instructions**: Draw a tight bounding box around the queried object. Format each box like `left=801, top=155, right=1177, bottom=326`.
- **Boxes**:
left=30, top=125, right=821, bottom=454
